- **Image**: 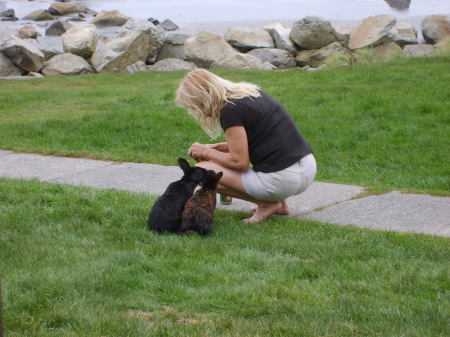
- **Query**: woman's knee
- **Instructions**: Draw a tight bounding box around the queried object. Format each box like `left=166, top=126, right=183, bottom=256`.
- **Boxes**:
left=195, top=160, right=222, bottom=172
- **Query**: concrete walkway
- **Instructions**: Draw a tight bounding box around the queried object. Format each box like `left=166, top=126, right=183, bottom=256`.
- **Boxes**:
left=1, top=150, right=449, bottom=237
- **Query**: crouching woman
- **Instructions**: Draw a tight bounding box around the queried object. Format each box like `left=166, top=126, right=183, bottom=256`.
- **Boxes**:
left=175, top=69, right=316, bottom=223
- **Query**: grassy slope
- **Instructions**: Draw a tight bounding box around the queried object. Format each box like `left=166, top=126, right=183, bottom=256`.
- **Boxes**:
left=1, top=178, right=449, bottom=337
left=0, top=57, right=449, bottom=194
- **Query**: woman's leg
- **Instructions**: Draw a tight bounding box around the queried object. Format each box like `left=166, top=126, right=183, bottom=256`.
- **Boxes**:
left=195, top=161, right=284, bottom=222
left=250, top=200, right=290, bottom=215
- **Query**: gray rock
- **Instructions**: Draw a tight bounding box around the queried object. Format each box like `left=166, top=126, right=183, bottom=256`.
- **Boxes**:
left=62, top=24, right=99, bottom=58
left=290, top=16, right=337, bottom=50
left=185, top=31, right=237, bottom=68
left=23, top=9, right=54, bottom=21
left=149, top=58, right=196, bottom=71
left=403, top=44, right=434, bottom=57
left=120, top=20, right=164, bottom=64
left=1, top=8, right=17, bottom=18
left=159, top=19, right=178, bottom=31
left=42, top=52, right=94, bottom=76
left=18, top=24, right=41, bottom=39
left=28, top=37, right=64, bottom=61
left=373, top=42, right=403, bottom=61
left=263, top=22, right=296, bottom=54
left=388, top=21, right=418, bottom=47
left=260, top=61, right=277, bottom=70
left=309, top=42, right=351, bottom=67
left=158, top=33, right=190, bottom=60
left=46, top=20, right=73, bottom=36
left=333, top=25, right=352, bottom=47
left=0, top=35, right=44, bottom=72
left=124, top=60, right=149, bottom=73
left=212, top=52, right=266, bottom=70
left=248, top=48, right=295, bottom=69
left=97, top=26, right=122, bottom=42
left=349, top=15, right=396, bottom=49
left=48, top=2, right=87, bottom=16
left=28, top=71, right=45, bottom=78
left=421, top=15, right=450, bottom=44
left=0, top=51, right=22, bottom=76
left=92, top=22, right=163, bottom=72
left=1, top=17, right=19, bottom=22
left=433, top=38, right=450, bottom=55
left=295, top=49, right=317, bottom=67
left=165, top=33, right=189, bottom=45
left=148, top=18, right=159, bottom=25
left=224, top=26, right=274, bottom=52
left=91, top=10, right=128, bottom=28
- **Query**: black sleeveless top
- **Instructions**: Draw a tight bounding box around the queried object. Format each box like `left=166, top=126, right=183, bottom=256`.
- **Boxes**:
left=219, top=90, right=313, bottom=173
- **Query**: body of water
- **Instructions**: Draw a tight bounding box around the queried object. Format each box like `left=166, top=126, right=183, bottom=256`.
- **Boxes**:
left=1, top=0, right=450, bottom=26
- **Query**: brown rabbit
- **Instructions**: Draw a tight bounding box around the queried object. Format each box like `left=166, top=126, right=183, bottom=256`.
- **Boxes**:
left=180, top=170, right=223, bottom=235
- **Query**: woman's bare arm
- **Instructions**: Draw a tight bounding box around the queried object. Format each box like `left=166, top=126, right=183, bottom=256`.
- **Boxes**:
left=203, top=142, right=229, bottom=152
left=188, top=126, right=249, bottom=171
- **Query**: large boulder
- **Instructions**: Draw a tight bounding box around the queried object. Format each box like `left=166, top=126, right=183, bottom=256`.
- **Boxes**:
left=333, top=25, right=352, bottom=47
left=433, top=38, right=450, bottom=55
left=403, top=44, right=434, bottom=57
left=62, top=24, right=99, bottom=58
left=224, top=26, right=274, bottom=52
left=48, top=2, right=87, bottom=16
left=149, top=58, right=196, bottom=71
left=388, top=22, right=418, bottom=47
left=295, top=49, right=317, bottom=67
left=42, top=53, right=94, bottom=76
left=120, top=20, right=164, bottom=64
left=159, top=19, right=178, bottom=31
left=124, top=61, right=149, bottom=73
left=91, top=10, right=128, bottom=28
left=373, top=42, right=403, bottom=61
left=0, top=52, right=22, bottom=77
left=23, top=9, right=53, bottom=21
left=0, top=35, right=44, bottom=72
left=1, top=9, right=18, bottom=21
left=248, top=48, right=296, bottom=69
left=158, top=33, right=189, bottom=60
left=421, top=15, right=450, bottom=44
left=309, top=42, right=351, bottom=67
left=91, top=22, right=163, bottom=72
left=46, top=20, right=73, bottom=36
left=290, top=16, right=337, bottom=50
left=18, top=24, right=41, bottom=39
left=348, top=15, right=396, bottom=49
left=263, top=22, right=296, bottom=55
left=33, top=37, right=64, bottom=61
left=212, top=53, right=269, bottom=70
left=185, top=31, right=237, bottom=68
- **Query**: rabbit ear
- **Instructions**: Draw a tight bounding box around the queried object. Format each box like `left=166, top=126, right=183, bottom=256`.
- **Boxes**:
left=178, top=158, right=190, bottom=170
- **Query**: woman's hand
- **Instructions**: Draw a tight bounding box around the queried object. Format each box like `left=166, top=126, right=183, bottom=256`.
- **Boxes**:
left=188, top=142, right=211, bottom=161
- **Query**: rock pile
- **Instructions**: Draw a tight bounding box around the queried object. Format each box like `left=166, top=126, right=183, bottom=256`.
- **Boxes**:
left=0, top=2, right=449, bottom=78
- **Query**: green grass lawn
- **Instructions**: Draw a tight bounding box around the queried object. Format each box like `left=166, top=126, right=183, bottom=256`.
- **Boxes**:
left=1, top=178, right=449, bottom=337
left=1, top=57, right=449, bottom=194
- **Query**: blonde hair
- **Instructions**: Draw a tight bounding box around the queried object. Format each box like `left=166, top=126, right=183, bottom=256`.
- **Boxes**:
left=175, top=68, right=261, bottom=139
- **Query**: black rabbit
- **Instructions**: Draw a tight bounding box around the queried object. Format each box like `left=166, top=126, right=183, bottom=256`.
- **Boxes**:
left=148, top=158, right=207, bottom=233
left=180, top=170, right=223, bottom=235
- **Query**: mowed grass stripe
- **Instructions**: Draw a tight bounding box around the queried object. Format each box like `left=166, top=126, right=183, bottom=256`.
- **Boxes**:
left=0, top=178, right=449, bottom=336
left=0, top=57, right=449, bottom=194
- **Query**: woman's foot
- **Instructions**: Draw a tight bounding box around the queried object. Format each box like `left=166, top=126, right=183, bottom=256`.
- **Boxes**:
left=250, top=200, right=290, bottom=215
left=243, top=201, right=283, bottom=223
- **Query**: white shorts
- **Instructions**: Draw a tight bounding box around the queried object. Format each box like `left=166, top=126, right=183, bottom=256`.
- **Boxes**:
left=241, top=154, right=317, bottom=202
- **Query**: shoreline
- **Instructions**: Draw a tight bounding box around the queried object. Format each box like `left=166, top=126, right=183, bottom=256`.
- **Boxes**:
left=175, top=15, right=436, bottom=35
left=1, top=13, right=444, bottom=39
